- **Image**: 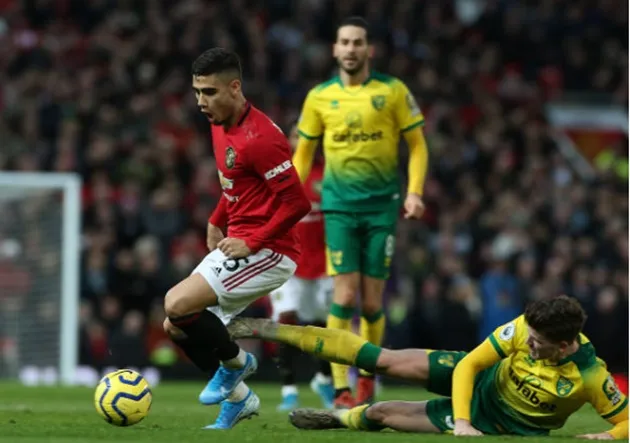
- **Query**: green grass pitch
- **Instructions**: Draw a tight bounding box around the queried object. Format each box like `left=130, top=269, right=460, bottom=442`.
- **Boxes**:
left=0, top=381, right=610, bottom=442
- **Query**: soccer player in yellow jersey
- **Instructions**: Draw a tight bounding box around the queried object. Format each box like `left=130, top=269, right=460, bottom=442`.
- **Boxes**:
left=293, top=16, right=429, bottom=408
left=228, top=295, right=628, bottom=439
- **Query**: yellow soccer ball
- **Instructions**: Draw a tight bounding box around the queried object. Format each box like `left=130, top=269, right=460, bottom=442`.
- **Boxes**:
left=94, top=369, right=153, bottom=426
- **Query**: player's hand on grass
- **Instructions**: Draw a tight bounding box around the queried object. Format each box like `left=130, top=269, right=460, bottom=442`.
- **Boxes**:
left=454, top=419, right=483, bottom=437
left=218, top=238, right=251, bottom=258
left=576, top=433, right=614, bottom=440
left=404, top=193, right=425, bottom=220
left=207, top=223, right=225, bottom=251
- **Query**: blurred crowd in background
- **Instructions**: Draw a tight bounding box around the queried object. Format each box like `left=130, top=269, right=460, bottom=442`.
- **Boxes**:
left=0, top=0, right=628, bottom=380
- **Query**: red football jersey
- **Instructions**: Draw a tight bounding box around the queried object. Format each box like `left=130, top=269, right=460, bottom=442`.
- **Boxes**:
left=210, top=104, right=308, bottom=263
left=295, top=160, right=326, bottom=279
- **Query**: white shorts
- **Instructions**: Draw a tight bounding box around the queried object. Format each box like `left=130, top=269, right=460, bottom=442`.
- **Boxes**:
left=192, top=248, right=296, bottom=325
left=270, top=276, right=333, bottom=323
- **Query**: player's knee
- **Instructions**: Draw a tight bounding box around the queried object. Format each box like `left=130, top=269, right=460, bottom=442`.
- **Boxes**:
left=376, top=349, right=422, bottom=380
left=380, top=349, right=429, bottom=382
left=333, top=286, right=357, bottom=307
left=164, top=288, right=189, bottom=318
left=163, top=318, right=186, bottom=339
left=360, top=278, right=385, bottom=314
left=361, top=298, right=383, bottom=316
left=333, top=275, right=360, bottom=306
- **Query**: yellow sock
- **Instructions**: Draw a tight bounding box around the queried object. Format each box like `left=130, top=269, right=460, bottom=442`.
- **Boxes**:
left=339, top=404, right=386, bottom=431
left=326, top=303, right=354, bottom=390
left=273, top=320, right=382, bottom=374
left=359, top=310, right=385, bottom=377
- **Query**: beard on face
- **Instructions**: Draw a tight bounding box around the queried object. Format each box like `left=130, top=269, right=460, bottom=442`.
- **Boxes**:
left=338, top=57, right=366, bottom=76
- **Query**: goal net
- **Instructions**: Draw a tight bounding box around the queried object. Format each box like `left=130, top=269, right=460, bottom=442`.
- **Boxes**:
left=0, top=172, right=81, bottom=385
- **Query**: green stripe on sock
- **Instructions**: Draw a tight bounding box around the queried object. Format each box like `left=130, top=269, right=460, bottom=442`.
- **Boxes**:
left=362, top=309, right=383, bottom=323
left=355, top=343, right=382, bottom=373
left=330, top=303, right=354, bottom=319
left=360, top=407, right=386, bottom=431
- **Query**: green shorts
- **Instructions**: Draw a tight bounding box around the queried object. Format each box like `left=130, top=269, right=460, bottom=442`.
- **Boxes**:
left=424, top=351, right=549, bottom=437
left=324, top=210, right=398, bottom=279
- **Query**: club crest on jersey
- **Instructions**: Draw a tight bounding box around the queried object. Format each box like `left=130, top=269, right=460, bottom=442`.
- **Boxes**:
left=345, top=111, right=363, bottom=129
left=225, top=146, right=236, bottom=169
left=556, top=376, right=574, bottom=397
left=218, top=170, right=233, bottom=190
left=371, top=95, right=386, bottom=111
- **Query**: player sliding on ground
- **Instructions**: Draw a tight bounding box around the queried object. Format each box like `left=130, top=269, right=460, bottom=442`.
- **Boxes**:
left=228, top=296, right=628, bottom=439
left=162, top=48, right=310, bottom=430
left=293, top=16, right=429, bottom=408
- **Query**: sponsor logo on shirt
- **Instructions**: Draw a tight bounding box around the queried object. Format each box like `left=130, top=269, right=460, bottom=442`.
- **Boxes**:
left=264, top=160, right=292, bottom=180
left=218, top=170, right=233, bottom=190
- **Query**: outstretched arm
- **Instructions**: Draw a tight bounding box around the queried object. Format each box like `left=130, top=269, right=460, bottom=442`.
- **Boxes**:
left=578, top=409, right=628, bottom=440
left=450, top=318, right=522, bottom=436
left=580, top=371, right=629, bottom=440
left=452, top=339, right=502, bottom=436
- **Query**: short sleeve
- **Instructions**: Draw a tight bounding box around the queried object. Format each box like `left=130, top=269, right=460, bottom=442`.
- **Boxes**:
left=248, top=132, right=300, bottom=193
left=297, top=89, right=323, bottom=140
left=487, top=316, right=524, bottom=359
left=585, top=366, right=629, bottom=422
left=394, top=80, right=425, bottom=133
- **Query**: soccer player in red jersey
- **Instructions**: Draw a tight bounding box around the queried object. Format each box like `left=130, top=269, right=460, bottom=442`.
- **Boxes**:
left=270, top=121, right=335, bottom=411
left=162, top=48, right=310, bottom=430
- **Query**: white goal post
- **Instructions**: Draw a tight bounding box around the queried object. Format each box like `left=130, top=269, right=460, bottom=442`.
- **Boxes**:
left=0, top=172, right=81, bottom=385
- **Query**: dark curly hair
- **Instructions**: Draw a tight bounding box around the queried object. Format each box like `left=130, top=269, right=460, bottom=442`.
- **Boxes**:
left=524, top=295, right=587, bottom=343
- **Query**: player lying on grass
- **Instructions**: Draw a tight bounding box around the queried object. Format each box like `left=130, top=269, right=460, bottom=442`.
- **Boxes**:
left=228, top=295, right=628, bottom=439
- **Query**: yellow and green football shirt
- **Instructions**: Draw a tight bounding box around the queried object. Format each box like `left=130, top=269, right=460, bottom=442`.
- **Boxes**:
left=480, top=315, right=628, bottom=432
left=297, top=72, right=424, bottom=212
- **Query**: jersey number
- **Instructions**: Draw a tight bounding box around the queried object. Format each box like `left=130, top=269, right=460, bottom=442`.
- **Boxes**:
left=222, top=258, right=250, bottom=272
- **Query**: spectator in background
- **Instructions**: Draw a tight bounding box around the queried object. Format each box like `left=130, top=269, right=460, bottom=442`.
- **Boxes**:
left=477, top=241, right=521, bottom=341
left=108, top=310, right=147, bottom=368
left=595, top=138, right=629, bottom=182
